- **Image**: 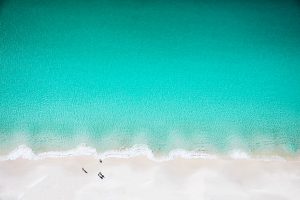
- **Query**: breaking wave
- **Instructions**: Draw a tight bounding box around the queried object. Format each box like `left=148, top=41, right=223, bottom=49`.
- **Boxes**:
left=0, top=144, right=291, bottom=162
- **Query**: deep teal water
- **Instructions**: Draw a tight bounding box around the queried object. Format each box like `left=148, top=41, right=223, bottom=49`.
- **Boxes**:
left=1, top=0, right=300, bottom=153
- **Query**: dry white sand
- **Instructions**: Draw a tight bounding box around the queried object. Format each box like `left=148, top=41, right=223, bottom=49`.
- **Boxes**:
left=0, top=156, right=300, bottom=200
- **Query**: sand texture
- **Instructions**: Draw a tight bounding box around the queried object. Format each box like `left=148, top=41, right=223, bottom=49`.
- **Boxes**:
left=0, top=156, right=300, bottom=200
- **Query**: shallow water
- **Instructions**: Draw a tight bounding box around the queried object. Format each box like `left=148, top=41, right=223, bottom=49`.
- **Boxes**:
left=1, top=0, right=300, bottom=154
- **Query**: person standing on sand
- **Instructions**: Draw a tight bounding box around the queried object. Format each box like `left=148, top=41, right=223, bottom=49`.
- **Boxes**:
left=98, top=172, right=104, bottom=179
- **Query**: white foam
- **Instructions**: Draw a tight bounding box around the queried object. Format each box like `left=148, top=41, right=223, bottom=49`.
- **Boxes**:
left=167, top=149, right=217, bottom=160
left=0, top=144, right=291, bottom=162
left=3, top=145, right=36, bottom=160
left=38, top=144, right=98, bottom=159
left=229, top=150, right=250, bottom=159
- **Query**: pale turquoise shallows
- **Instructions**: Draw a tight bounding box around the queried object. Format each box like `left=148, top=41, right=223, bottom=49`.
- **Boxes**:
left=1, top=0, right=300, bottom=154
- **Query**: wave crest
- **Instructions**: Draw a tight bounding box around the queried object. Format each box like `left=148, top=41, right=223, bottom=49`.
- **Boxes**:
left=0, top=144, right=289, bottom=161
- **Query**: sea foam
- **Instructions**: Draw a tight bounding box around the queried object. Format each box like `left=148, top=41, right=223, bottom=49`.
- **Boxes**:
left=0, top=144, right=290, bottom=162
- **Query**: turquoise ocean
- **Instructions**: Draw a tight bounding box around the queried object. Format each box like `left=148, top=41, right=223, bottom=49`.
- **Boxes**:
left=1, top=0, right=300, bottom=156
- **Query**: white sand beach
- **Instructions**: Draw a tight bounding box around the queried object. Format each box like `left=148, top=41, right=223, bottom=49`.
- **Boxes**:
left=1, top=156, right=299, bottom=200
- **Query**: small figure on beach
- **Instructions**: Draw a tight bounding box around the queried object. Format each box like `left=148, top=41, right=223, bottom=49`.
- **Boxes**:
left=82, top=168, right=88, bottom=173
left=98, top=172, right=105, bottom=179
left=99, top=159, right=102, bottom=163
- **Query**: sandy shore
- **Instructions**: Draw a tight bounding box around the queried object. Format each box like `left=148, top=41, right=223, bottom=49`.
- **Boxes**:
left=0, top=156, right=300, bottom=200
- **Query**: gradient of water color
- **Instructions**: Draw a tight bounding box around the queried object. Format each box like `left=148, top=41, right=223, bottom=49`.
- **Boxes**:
left=1, top=0, right=300, bottom=154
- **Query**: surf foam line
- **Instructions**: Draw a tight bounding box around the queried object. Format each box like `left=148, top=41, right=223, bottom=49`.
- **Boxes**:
left=0, top=144, right=293, bottom=162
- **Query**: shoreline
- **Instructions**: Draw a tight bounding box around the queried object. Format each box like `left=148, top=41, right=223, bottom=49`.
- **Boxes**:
left=1, top=144, right=300, bottom=162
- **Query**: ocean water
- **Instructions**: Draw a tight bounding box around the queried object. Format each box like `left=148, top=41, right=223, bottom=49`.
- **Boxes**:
left=1, top=0, right=300, bottom=156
